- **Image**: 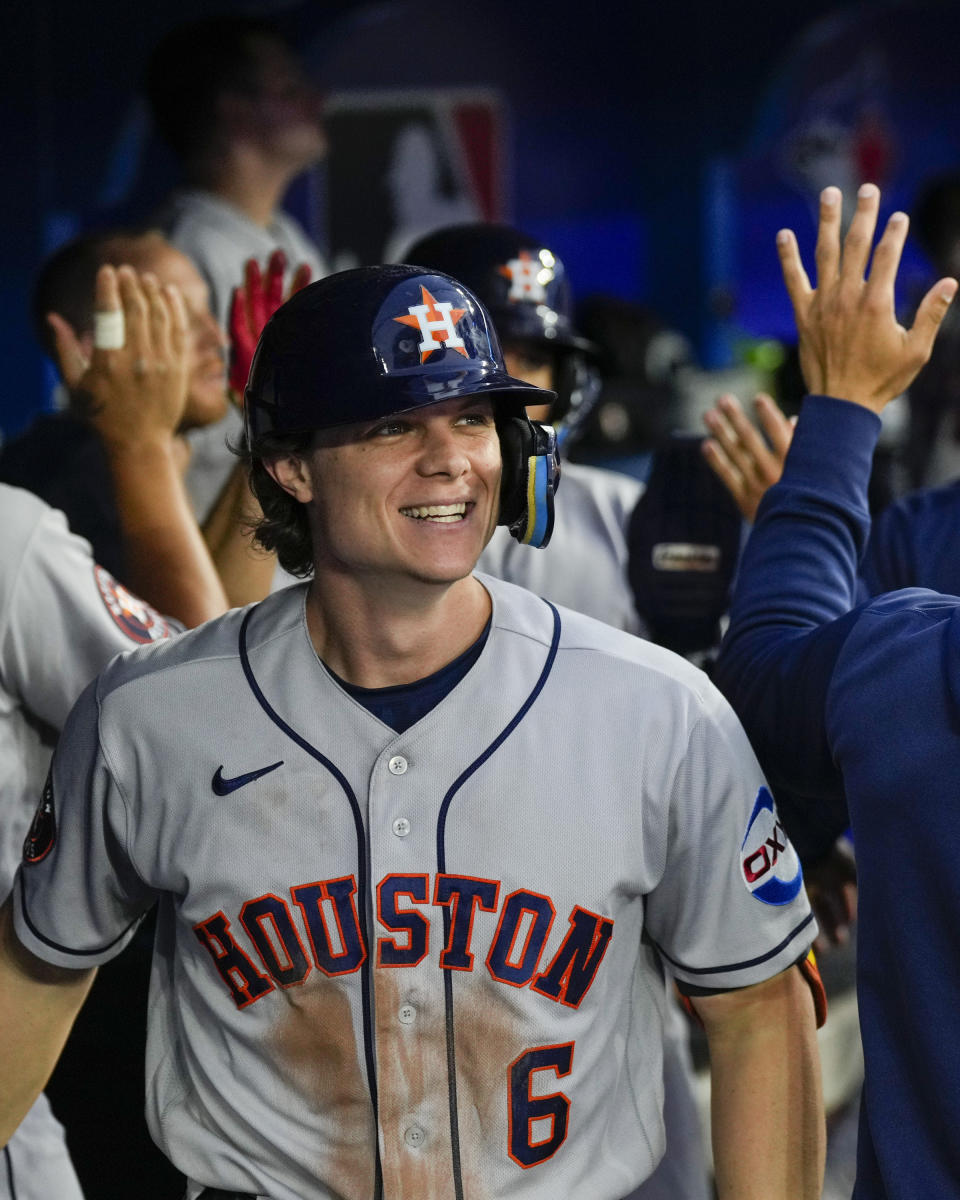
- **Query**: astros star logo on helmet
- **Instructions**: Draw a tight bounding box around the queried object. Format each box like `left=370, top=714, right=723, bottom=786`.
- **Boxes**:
left=393, top=285, right=468, bottom=362
left=499, top=250, right=550, bottom=303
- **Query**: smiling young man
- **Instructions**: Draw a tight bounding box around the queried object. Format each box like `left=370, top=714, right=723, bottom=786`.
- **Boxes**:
left=0, top=266, right=824, bottom=1200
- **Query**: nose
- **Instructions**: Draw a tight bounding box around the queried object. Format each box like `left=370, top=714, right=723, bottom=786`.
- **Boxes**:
left=191, top=309, right=227, bottom=356
left=415, top=422, right=470, bottom=478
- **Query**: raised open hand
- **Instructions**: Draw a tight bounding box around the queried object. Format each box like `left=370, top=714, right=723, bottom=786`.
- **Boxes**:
left=778, top=183, right=958, bottom=413
left=47, top=264, right=190, bottom=448
left=702, top=392, right=796, bottom=523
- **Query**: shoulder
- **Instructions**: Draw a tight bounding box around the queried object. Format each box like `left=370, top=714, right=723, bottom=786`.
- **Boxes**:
left=0, top=482, right=58, bottom=546
left=483, top=572, right=711, bottom=702
left=877, top=479, right=960, bottom=532
left=560, top=461, right=643, bottom=512
left=94, top=585, right=307, bottom=705
left=160, top=191, right=244, bottom=261
left=268, top=211, right=327, bottom=273
left=0, top=483, right=97, bottom=584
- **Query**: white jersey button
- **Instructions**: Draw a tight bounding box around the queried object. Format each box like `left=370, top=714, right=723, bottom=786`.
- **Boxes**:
left=388, top=755, right=408, bottom=775
left=404, top=1124, right=426, bottom=1149
left=398, top=1003, right=417, bottom=1025
left=393, top=817, right=411, bottom=838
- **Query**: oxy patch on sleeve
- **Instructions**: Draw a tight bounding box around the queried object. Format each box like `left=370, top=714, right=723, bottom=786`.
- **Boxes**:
left=740, top=786, right=803, bottom=906
left=23, top=770, right=56, bottom=865
left=94, top=565, right=174, bottom=644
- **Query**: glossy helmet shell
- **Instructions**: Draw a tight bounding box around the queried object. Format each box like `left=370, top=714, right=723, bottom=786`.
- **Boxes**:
left=244, top=264, right=554, bottom=439
left=404, top=224, right=599, bottom=438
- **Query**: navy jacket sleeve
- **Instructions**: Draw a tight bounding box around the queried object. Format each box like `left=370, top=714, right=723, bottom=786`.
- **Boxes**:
left=714, top=395, right=881, bottom=822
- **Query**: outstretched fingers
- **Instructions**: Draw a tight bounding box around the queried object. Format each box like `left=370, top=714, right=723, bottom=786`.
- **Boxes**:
left=776, top=228, right=812, bottom=323
left=46, top=312, right=87, bottom=388
left=908, top=275, right=959, bottom=364
left=839, top=183, right=880, bottom=290
left=164, top=283, right=189, bottom=360
left=141, top=272, right=171, bottom=363
left=813, top=186, right=843, bottom=290
left=288, top=261, right=312, bottom=298
left=117, top=265, right=150, bottom=365
left=265, top=249, right=286, bottom=313
left=754, top=393, right=795, bottom=460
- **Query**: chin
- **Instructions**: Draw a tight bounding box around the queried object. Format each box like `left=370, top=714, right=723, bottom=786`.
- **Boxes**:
left=181, top=390, right=230, bottom=431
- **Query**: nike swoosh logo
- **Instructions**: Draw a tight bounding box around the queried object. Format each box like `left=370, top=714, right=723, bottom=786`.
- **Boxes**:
left=212, top=760, right=284, bottom=796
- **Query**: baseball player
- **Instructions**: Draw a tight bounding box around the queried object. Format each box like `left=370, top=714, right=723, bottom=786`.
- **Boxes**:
left=0, top=260, right=253, bottom=1200
left=702, top=387, right=960, bottom=601
left=405, top=224, right=647, bottom=635
left=403, top=224, right=722, bottom=1196
left=714, top=182, right=959, bottom=1198
left=0, top=484, right=177, bottom=1200
left=1, top=265, right=825, bottom=1200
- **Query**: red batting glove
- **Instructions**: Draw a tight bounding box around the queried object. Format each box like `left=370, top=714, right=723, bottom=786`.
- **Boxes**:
left=228, top=250, right=312, bottom=400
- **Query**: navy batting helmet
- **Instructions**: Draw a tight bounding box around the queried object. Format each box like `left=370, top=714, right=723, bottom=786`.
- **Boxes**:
left=244, top=264, right=553, bottom=438
left=244, top=264, right=560, bottom=547
left=404, top=224, right=600, bottom=440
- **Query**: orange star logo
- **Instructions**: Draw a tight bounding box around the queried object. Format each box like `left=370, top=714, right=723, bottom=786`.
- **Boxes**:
left=394, top=285, right=469, bottom=362
left=499, top=250, right=549, bottom=303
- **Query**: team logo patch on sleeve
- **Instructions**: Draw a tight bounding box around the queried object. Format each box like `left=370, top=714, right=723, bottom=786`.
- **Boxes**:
left=94, top=565, right=173, bottom=644
left=740, top=786, right=803, bottom=905
left=23, top=771, right=56, bottom=864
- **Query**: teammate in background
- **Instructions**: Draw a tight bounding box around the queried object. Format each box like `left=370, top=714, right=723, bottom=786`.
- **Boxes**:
left=901, top=170, right=960, bottom=490
left=404, top=223, right=719, bottom=1198
left=0, top=263, right=241, bottom=1198
left=1, top=229, right=276, bottom=612
left=406, top=224, right=646, bottom=634
left=146, top=15, right=328, bottom=521
left=0, top=265, right=824, bottom=1200
left=702, top=386, right=960, bottom=599
left=714, top=183, right=958, bottom=1198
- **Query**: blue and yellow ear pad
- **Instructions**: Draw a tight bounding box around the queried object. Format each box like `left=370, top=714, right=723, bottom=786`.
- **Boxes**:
left=497, top=418, right=561, bottom=548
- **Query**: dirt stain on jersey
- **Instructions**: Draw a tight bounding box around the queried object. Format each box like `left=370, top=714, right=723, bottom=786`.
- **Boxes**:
left=374, top=972, right=547, bottom=1199
left=272, top=978, right=376, bottom=1199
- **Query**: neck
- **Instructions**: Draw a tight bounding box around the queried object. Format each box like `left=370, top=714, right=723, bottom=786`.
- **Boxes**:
left=304, top=572, right=491, bottom=689
left=189, top=146, right=294, bottom=227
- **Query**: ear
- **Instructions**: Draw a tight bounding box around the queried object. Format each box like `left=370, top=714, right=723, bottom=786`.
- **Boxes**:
left=263, top=452, right=313, bottom=503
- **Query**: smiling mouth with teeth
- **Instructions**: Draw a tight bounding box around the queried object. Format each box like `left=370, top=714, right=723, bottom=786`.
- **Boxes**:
left=399, top=502, right=468, bottom=523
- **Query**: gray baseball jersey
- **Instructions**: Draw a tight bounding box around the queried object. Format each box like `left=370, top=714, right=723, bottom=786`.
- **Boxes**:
left=0, top=483, right=175, bottom=1200
left=479, top=459, right=693, bottom=1199
left=13, top=577, right=815, bottom=1200
left=478, top=461, right=646, bottom=635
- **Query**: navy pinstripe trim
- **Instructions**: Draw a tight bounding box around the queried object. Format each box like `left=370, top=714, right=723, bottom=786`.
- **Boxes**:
left=654, top=911, right=815, bottom=976
left=437, top=600, right=562, bottom=1200
left=238, top=608, right=383, bottom=1198
left=16, top=872, right=140, bottom=958
left=4, top=1141, right=16, bottom=1199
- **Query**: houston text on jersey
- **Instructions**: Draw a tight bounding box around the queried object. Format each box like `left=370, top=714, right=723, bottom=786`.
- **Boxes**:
left=193, top=871, right=614, bottom=1011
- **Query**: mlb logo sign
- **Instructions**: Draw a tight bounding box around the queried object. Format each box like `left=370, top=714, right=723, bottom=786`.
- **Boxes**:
left=740, top=787, right=802, bottom=906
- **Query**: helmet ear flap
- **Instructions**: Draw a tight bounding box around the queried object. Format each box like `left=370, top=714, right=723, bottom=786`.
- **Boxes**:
left=497, top=418, right=561, bottom=548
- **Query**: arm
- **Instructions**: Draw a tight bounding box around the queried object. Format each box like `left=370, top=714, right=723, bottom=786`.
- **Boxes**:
left=48, top=264, right=229, bottom=626
left=194, top=249, right=313, bottom=606
left=0, top=897, right=95, bottom=1147
left=201, top=461, right=276, bottom=606
left=714, top=185, right=957, bottom=795
left=694, top=964, right=824, bottom=1200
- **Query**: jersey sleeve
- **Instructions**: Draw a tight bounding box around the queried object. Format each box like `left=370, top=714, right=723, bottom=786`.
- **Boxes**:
left=643, top=682, right=818, bottom=995
left=11, top=676, right=155, bottom=969
left=0, top=491, right=175, bottom=731
left=714, top=396, right=876, bottom=810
